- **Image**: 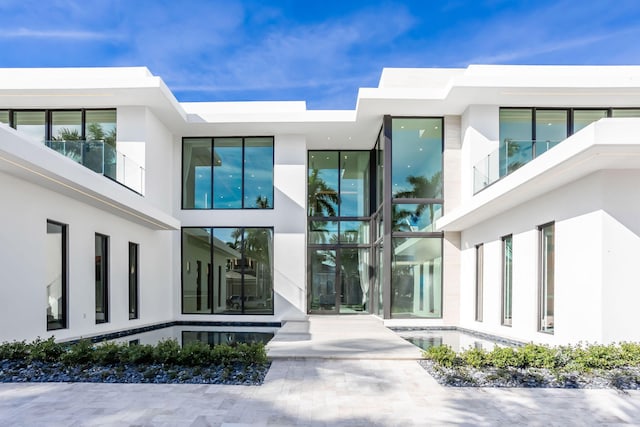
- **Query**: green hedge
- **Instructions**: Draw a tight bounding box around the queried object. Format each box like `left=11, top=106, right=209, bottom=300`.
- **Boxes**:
left=0, top=336, right=268, bottom=367
left=423, top=342, right=640, bottom=372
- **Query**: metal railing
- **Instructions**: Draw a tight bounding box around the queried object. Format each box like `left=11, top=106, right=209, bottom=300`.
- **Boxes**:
left=473, top=139, right=561, bottom=194
left=45, top=140, right=145, bottom=195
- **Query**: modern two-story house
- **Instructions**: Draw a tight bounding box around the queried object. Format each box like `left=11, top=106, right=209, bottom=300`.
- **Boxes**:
left=1, top=65, right=640, bottom=346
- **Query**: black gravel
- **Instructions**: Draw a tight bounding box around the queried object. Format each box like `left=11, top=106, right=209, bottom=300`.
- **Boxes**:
left=419, top=360, right=640, bottom=389
left=0, top=359, right=270, bottom=385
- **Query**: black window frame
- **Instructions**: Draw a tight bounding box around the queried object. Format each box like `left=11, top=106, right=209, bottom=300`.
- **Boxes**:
left=181, top=136, right=275, bottom=210
left=46, top=220, right=68, bottom=331
left=128, top=242, right=139, bottom=320
left=95, top=233, right=110, bottom=324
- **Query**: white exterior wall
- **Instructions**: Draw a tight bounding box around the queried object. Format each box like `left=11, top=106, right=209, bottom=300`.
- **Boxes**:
left=0, top=172, right=173, bottom=342
left=174, top=134, right=308, bottom=322
left=460, top=173, right=610, bottom=345
left=600, top=170, right=640, bottom=343
left=460, top=105, right=499, bottom=201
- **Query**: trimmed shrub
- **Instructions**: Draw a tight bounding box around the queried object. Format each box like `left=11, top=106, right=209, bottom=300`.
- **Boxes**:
left=423, top=345, right=458, bottom=367
left=461, top=347, right=489, bottom=368
left=0, top=340, right=29, bottom=361
left=61, top=339, right=94, bottom=365
left=179, top=341, right=213, bottom=366
left=153, top=339, right=181, bottom=365
left=93, top=342, right=126, bottom=365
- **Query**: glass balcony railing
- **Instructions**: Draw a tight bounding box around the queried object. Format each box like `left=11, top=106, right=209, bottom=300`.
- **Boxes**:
left=45, top=140, right=145, bottom=195
left=473, top=139, right=561, bottom=194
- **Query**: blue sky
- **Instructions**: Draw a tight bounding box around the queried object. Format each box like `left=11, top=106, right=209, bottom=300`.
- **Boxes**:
left=1, top=0, right=640, bottom=109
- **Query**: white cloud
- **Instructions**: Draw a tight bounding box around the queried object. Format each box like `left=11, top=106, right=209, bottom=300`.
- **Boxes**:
left=0, top=28, right=116, bottom=40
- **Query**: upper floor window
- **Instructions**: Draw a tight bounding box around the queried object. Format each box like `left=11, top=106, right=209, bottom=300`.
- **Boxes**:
left=390, top=117, right=443, bottom=233
left=182, top=137, right=274, bottom=209
left=499, top=107, right=640, bottom=176
left=0, top=109, right=116, bottom=145
left=308, top=151, right=371, bottom=218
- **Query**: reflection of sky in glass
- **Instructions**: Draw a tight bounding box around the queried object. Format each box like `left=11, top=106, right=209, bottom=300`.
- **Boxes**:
left=194, top=166, right=211, bottom=208
left=244, top=144, right=273, bottom=208
left=213, top=228, right=239, bottom=247
left=393, top=204, right=442, bottom=232
left=340, top=152, right=369, bottom=217
left=308, top=152, right=339, bottom=216
left=499, top=109, right=532, bottom=175
left=391, top=118, right=442, bottom=198
left=213, top=142, right=242, bottom=208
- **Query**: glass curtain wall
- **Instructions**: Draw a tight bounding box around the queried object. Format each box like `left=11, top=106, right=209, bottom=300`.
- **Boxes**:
left=307, top=150, right=371, bottom=313
left=14, top=111, right=46, bottom=143
left=46, top=221, right=66, bottom=331
left=182, top=227, right=273, bottom=315
left=389, top=117, right=443, bottom=318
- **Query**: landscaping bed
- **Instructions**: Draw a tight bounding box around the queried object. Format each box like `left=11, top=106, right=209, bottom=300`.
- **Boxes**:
left=421, top=342, right=640, bottom=389
left=0, top=337, right=270, bottom=385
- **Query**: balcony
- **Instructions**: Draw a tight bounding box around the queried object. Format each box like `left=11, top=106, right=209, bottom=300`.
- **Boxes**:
left=45, top=140, right=145, bottom=195
left=473, top=139, right=561, bottom=193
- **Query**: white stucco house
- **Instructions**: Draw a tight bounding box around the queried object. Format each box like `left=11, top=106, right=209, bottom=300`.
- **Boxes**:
left=1, top=65, right=639, bottom=346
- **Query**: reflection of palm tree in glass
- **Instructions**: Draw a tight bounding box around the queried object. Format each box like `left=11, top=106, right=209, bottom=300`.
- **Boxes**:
left=52, top=128, right=82, bottom=162
left=308, top=168, right=339, bottom=217
left=504, top=138, right=525, bottom=174
left=392, top=172, right=442, bottom=231
left=255, top=196, right=270, bottom=208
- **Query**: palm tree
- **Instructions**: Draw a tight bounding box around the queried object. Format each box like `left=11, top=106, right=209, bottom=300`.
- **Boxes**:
left=307, top=168, right=339, bottom=217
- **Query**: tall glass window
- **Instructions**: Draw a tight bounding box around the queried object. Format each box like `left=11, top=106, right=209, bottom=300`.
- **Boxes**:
left=499, top=108, right=533, bottom=176
left=391, top=118, right=442, bottom=199
left=14, top=111, right=46, bottom=143
left=182, top=137, right=273, bottom=209
left=539, top=223, right=555, bottom=333
left=475, top=244, right=483, bottom=322
left=46, top=221, right=66, bottom=331
left=612, top=109, right=640, bottom=118
left=244, top=137, right=274, bottom=208
left=85, top=110, right=117, bottom=147
left=213, top=138, right=243, bottom=209
left=535, top=110, right=567, bottom=156
left=95, top=234, right=109, bottom=324
left=573, top=110, right=608, bottom=133
left=308, top=152, right=340, bottom=217
left=391, top=237, right=442, bottom=318
left=502, top=235, right=513, bottom=326
left=181, top=227, right=273, bottom=315
left=0, top=110, right=10, bottom=124
left=129, top=242, right=139, bottom=320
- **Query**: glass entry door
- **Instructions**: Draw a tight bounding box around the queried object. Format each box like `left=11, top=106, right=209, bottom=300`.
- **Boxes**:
left=309, top=248, right=370, bottom=314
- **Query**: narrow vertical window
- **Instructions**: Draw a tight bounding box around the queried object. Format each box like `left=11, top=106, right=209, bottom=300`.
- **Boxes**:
left=95, top=234, right=109, bottom=324
left=46, top=221, right=67, bottom=330
left=128, top=242, right=139, bottom=320
left=475, top=244, right=483, bottom=322
left=502, top=235, right=513, bottom=326
left=539, top=223, right=555, bottom=333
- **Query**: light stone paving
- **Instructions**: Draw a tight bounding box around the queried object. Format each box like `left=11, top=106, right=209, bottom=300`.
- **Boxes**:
left=1, top=316, right=640, bottom=426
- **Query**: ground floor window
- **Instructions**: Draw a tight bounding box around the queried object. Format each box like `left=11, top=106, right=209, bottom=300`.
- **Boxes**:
left=181, top=227, right=273, bottom=315
left=502, top=235, right=513, bottom=326
left=391, top=237, right=442, bottom=318
left=95, top=233, right=109, bottom=324
left=46, top=220, right=67, bottom=330
left=475, top=244, right=483, bottom=322
left=539, top=223, right=555, bottom=333
left=128, top=242, right=139, bottom=320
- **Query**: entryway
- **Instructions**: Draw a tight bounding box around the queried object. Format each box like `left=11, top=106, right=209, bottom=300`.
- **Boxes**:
left=308, top=248, right=370, bottom=314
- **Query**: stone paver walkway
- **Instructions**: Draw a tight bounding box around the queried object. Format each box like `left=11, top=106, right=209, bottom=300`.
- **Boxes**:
left=267, top=315, right=422, bottom=359
left=1, top=316, right=640, bottom=425
left=1, top=359, right=640, bottom=426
